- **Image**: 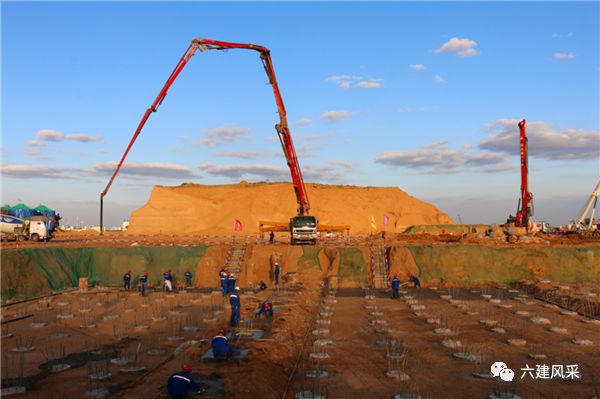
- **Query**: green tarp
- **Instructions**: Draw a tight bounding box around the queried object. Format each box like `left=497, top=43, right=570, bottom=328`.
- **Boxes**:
left=34, top=205, right=54, bottom=212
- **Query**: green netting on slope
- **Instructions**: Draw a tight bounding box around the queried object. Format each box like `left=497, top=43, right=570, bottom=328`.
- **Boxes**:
left=406, top=246, right=600, bottom=285
left=298, top=246, right=321, bottom=270
left=1, top=245, right=208, bottom=300
left=402, top=224, right=490, bottom=234
left=338, top=247, right=368, bottom=284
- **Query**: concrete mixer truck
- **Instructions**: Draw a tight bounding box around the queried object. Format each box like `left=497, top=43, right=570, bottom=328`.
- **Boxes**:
left=0, top=214, right=51, bottom=241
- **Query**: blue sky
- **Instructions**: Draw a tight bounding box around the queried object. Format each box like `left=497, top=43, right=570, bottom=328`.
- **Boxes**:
left=2, top=1, right=599, bottom=227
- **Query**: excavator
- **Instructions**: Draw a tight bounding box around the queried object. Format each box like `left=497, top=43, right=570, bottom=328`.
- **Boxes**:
left=507, top=119, right=534, bottom=232
left=99, top=38, right=326, bottom=244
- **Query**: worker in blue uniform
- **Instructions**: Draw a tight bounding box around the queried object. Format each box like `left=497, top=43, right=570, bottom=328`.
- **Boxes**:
left=211, top=329, right=233, bottom=359
left=409, top=274, right=421, bottom=288
left=166, top=363, right=203, bottom=398
left=229, top=287, right=241, bottom=327
left=274, top=262, right=280, bottom=286
left=219, top=269, right=227, bottom=296
left=391, top=275, right=400, bottom=298
left=139, top=272, right=149, bottom=296
left=226, top=273, right=237, bottom=295
left=184, top=268, right=193, bottom=287
left=257, top=299, right=273, bottom=319
left=123, top=270, right=132, bottom=290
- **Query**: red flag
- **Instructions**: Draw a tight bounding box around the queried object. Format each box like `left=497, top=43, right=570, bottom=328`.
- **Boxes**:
left=383, top=214, right=389, bottom=226
left=234, top=219, right=243, bottom=232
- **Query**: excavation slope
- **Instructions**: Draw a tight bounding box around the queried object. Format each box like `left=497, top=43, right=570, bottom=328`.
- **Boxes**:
left=127, top=182, right=453, bottom=235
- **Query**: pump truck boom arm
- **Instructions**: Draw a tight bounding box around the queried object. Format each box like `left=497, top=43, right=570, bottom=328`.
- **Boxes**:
left=515, top=119, right=533, bottom=230
left=99, top=38, right=311, bottom=232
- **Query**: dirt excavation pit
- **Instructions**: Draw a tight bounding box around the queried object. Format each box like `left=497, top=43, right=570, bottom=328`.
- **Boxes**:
left=1, top=228, right=599, bottom=398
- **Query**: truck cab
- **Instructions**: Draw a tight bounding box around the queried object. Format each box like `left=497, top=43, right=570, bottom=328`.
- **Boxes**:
left=290, top=215, right=318, bottom=245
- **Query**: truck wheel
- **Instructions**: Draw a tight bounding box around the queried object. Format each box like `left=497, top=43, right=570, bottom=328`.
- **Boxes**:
left=16, top=235, right=26, bottom=242
left=31, top=233, right=40, bottom=242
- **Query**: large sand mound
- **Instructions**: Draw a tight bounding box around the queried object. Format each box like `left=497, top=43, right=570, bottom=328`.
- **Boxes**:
left=127, top=182, right=453, bottom=235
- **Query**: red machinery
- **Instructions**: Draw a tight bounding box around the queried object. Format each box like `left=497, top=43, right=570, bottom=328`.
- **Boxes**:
left=99, top=39, right=313, bottom=238
left=514, top=119, right=533, bottom=231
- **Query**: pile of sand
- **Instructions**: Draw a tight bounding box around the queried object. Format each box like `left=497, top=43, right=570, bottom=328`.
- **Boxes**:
left=127, top=182, right=453, bottom=235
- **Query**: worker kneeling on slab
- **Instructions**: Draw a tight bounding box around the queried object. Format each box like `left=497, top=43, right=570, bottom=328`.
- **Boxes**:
left=211, top=329, right=233, bottom=359
left=167, top=363, right=204, bottom=398
left=257, top=299, right=273, bottom=319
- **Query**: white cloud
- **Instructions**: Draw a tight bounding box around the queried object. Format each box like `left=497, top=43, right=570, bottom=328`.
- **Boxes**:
left=436, top=37, right=479, bottom=57
left=321, top=110, right=351, bottom=122
left=1, top=164, right=84, bottom=179
left=409, top=64, right=427, bottom=71
left=328, top=160, right=355, bottom=169
left=552, top=32, right=573, bottom=38
left=375, top=141, right=509, bottom=174
left=326, top=75, right=383, bottom=89
left=480, top=119, right=599, bottom=160
left=295, top=118, right=312, bottom=126
left=26, top=140, right=47, bottom=148
left=434, top=75, right=445, bottom=84
left=199, top=162, right=288, bottom=180
left=169, top=147, right=188, bottom=154
left=216, top=151, right=273, bottom=159
left=92, top=161, right=201, bottom=179
left=356, top=79, right=383, bottom=89
left=36, top=129, right=103, bottom=143
left=554, top=52, right=575, bottom=60
left=194, top=124, right=250, bottom=147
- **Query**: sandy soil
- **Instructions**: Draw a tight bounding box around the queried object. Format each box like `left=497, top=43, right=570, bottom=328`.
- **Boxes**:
left=127, top=182, right=453, bottom=235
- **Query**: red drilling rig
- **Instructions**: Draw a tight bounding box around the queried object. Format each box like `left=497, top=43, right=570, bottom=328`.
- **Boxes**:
left=508, top=119, right=534, bottom=232
left=99, top=38, right=319, bottom=243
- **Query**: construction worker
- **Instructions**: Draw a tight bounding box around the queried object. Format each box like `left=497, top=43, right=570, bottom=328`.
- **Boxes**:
left=409, top=274, right=421, bottom=288
left=257, top=299, right=273, bottom=319
left=140, top=272, right=149, bottom=296
left=259, top=280, right=268, bottom=290
left=269, top=231, right=275, bottom=244
left=391, top=274, right=400, bottom=298
left=229, top=287, right=241, bottom=327
left=219, top=268, right=227, bottom=296
left=123, top=270, right=132, bottom=290
left=163, top=269, right=173, bottom=292
left=184, top=268, right=193, bottom=287
left=274, top=262, right=280, bottom=286
left=211, top=328, right=233, bottom=359
left=166, top=363, right=203, bottom=398
left=226, top=273, right=237, bottom=295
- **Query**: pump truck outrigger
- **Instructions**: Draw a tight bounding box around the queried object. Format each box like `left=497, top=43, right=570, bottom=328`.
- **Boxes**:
left=99, top=38, right=317, bottom=244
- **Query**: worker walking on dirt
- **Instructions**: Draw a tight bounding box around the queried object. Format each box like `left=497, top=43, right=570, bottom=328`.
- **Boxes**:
left=226, top=272, right=237, bottom=295
left=123, top=270, right=132, bottom=291
left=229, top=287, right=241, bottom=327
left=166, top=363, right=204, bottom=398
left=269, top=231, right=275, bottom=244
left=211, top=328, right=233, bottom=359
left=256, top=299, right=273, bottom=319
left=140, top=272, right=149, bottom=296
left=220, top=268, right=227, bottom=296
left=184, top=268, right=193, bottom=287
left=391, top=275, right=400, bottom=298
left=408, top=274, right=421, bottom=288
left=274, top=262, right=280, bottom=286
left=163, top=269, right=174, bottom=292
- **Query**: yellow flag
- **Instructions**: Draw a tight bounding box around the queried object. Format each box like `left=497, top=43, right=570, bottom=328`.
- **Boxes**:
left=370, top=216, right=377, bottom=231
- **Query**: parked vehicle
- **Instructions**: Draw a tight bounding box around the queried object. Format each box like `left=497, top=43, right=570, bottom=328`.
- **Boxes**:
left=0, top=215, right=51, bottom=241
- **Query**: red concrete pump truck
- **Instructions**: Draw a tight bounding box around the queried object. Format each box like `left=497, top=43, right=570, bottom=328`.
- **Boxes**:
left=99, top=39, right=318, bottom=244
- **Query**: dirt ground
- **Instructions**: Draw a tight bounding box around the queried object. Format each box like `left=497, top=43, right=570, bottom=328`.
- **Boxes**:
left=2, top=283, right=598, bottom=398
